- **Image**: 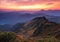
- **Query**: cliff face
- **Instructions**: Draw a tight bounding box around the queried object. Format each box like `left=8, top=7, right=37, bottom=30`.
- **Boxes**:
left=19, top=17, right=60, bottom=38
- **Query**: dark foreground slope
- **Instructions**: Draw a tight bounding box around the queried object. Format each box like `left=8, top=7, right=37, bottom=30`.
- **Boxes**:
left=19, top=17, right=60, bottom=39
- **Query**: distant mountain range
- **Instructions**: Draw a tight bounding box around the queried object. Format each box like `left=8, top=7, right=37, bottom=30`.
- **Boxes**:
left=0, top=10, right=60, bottom=25
left=0, top=24, right=13, bottom=31
left=0, top=23, right=24, bottom=31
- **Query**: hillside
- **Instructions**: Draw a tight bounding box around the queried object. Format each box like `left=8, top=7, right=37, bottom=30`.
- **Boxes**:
left=19, top=17, right=60, bottom=39
left=0, top=17, right=60, bottom=42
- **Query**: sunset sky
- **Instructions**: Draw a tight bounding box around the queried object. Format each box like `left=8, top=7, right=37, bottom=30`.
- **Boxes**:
left=0, top=0, right=60, bottom=11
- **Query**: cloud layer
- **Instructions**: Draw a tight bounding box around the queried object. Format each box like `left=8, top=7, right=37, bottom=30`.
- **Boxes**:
left=0, top=0, right=60, bottom=10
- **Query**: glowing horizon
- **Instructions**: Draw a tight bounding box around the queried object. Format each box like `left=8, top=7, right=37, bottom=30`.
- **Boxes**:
left=0, top=0, right=60, bottom=11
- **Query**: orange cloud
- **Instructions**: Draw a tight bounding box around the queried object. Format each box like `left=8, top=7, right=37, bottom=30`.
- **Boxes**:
left=0, top=0, right=60, bottom=10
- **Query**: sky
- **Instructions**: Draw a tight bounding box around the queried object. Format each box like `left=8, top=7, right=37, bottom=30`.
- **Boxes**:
left=0, top=0, right=60, bottom=11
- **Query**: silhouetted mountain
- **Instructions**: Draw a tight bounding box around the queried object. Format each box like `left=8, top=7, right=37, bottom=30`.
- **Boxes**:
left=12, top=23, right=24, bottom=32
left=0, top=24, right=13, bottom=31
left=19, top=17, right=60, bottom=39
left=46, top=15, right=60, bottom=24
left=0, top=23, right=24, bottom=31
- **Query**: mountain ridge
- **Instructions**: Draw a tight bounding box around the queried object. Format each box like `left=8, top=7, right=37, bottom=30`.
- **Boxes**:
left=18, top=17, right=60, bottom=39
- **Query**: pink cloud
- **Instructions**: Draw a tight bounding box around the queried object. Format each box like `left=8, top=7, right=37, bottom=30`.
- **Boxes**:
left=0, top=0, right=60, bottom=10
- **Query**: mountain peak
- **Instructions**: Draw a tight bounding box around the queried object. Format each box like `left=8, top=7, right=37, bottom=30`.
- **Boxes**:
left=32, top=16, right=47, bottom=21
left=19, top=16, right=60, bottom=38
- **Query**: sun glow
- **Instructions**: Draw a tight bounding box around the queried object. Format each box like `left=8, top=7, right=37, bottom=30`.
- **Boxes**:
left=0, top=4, right=53, bottom=10
left=18, top=5, right=50, bottom=10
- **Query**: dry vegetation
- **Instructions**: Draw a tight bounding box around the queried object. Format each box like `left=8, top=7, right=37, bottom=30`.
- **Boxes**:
left=16, top=35, right=60, bottom=42
left=0, top=32, right=60, bottom=42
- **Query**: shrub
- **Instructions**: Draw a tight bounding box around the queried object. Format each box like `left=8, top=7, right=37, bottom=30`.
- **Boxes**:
left=0, top=32, right=20, bottom=42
